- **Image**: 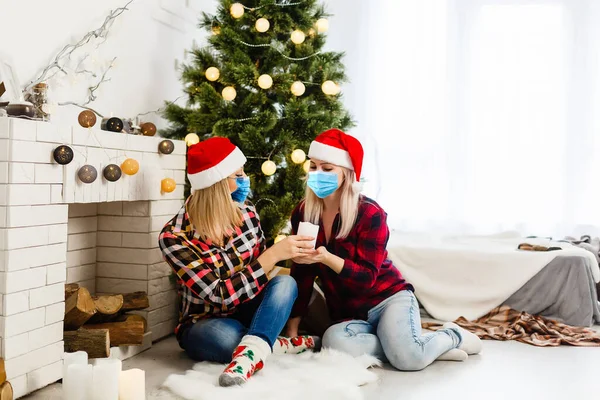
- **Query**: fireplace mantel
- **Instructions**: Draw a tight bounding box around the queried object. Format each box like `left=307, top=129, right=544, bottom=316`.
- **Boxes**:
left=0, top=117, right=186, bottom=398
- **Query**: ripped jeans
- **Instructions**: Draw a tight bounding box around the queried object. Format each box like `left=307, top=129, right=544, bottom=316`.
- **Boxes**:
left=322, top=290, right=462, bottom=371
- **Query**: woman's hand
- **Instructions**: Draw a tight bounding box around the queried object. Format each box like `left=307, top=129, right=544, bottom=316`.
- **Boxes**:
left=294, top=246, right=345, bottom=274
left=271, top=235, right=316, bottom=261
left=259, top=236, right=315, bottom=271
left=294, top=246, right=330, bottom=264
left=292, top=255, right=318, bottom=264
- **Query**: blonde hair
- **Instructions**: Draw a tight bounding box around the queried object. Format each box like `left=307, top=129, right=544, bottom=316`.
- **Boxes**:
left=304, top=168, right=361, bottom=239
left=186, top=179, right=242, bottom=245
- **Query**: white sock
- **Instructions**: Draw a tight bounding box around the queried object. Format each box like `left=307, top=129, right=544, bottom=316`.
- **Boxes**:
left=219, top=335, right=271, bottom=387
left=443, top=322, right=482, bottom=355
left=437, top=348, right=468, bottom=361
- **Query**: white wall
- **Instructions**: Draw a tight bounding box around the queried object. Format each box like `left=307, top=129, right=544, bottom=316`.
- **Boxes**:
left=0, top=0, right=217, bottom=128
left=0, top=0, right=362, bottom=132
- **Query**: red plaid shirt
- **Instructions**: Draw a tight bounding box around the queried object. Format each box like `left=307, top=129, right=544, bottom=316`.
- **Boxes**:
left=290, top=196, right=413, bottom=322
left=158, top=201, right=268, bottom=339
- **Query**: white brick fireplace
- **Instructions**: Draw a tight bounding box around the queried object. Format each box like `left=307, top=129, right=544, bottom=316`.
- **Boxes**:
left=0, top=117, right=186, bottom=398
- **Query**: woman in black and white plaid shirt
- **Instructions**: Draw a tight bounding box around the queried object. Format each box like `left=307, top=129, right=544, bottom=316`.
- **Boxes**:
left=159, top=137, right=318, bottom=387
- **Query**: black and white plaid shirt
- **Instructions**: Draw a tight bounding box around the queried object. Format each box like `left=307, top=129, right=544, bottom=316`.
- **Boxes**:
left=158, top=200, right=268, bottom=339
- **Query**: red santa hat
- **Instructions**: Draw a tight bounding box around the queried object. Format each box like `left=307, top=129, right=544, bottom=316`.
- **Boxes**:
left=308, top=128, right=364, bottom=181
left=187, top=137, right=246, bottom=190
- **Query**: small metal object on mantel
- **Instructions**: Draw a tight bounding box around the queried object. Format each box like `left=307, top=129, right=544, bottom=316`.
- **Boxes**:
left=5, top=102, right=35, bottom=118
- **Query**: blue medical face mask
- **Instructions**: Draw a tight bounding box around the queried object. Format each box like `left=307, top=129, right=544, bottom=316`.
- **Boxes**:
left=231, top=176, right=251, bottom=203
left=307, top=171, right=339, bottom=199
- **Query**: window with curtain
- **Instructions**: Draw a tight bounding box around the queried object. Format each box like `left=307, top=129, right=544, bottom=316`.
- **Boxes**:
left=358, top=0, right=600, bottom=237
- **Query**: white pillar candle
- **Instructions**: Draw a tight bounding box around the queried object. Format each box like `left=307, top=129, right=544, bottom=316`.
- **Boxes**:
left=63, top=351, right=88, bottom=386
left=64, top=364, right=93, bottom=400
left=92, top=359, right=121, bottom=400
left=119, top=369, right=145, bottom=400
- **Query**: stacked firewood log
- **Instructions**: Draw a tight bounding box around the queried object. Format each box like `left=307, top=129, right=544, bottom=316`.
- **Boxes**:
left=0, top=358, right=13, bottom=400
left=63, top=284, right=149, bottom=358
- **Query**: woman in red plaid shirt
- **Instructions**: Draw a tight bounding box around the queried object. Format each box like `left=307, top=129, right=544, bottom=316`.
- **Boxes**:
left=159, top=138, right=318, bottom=387
left=285, top=129, right=482, bottom=370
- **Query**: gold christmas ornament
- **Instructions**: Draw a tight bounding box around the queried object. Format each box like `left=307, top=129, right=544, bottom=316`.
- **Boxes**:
left=205, top=67, right=220, bottom=82
left=303, top=159, right=311, bottom=173
left=315, top=18, right=329, bottom=33
left=222, top=86, right=237, bottom=101
left=255, top=18, right=270, bottom=32
left=290, top=81, right=305, bottom=96
left=230, top=3, right=244, bottom=18
left=291, top=30, right=306, bottom=44
left=261, top=160, right=277, bottom=176
left=161, top=178, right=177, bottom=193
left=308, top=28, right=316, bottom=37
left=212, top=25, right=221, bottom=35
left=258, top=74, right=273, bottom=89
left=322, top=80, right=340, bottom=95
left=185, top=133, right=200, bottom=146
left=121, top=158, right=140, bottom=175
left=274, top=234, right=286, bottom=243
left=291, top=149, right=306, bottom=164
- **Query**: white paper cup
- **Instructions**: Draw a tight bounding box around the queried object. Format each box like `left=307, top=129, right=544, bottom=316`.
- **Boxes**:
left=298, top=221, right=320, bottom=249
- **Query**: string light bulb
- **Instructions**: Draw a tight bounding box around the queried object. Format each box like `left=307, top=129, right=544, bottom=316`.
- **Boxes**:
left=290, top=81, right=305, bottom=96
left=121, top=158, right=140, bottom=176
left=185, top=133, right=200, bottom=147
left=78, top=110, right=96, bottom=128
left=140, top=122, right=157, bottom=136
left=255, top=18, right=270, bottom=32
left=303, top=159, right=311, bottom=173
left=222, top=86, right=237, bottom=101
left=291, top=149, right=306, bottom=164
left=78, top=165, right=98, bottom=184
left=274, top=235, right=286, bottom=243
left=53, top=145, right=74, bottom=165
left=103, top=164, right=122, bottom=182
left=322, top=80, right=340, bottom=95
left=261, top=160, right=277, bottom=176
left=158, top=139, right=175, bottom=154
left=315, top=18, right=329, bottom=33
left=291, top=30, right=305, bottom=44
left=161, top=178, right=177, bottom=193
left=258, top=74, right=273, bottom=89
left=205, top=67, right=220, bottom=82
left=230, top=3, right=244, bottom=18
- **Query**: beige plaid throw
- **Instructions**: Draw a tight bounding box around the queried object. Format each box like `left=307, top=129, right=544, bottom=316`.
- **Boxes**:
left=422, top=306, right=600, bottom=347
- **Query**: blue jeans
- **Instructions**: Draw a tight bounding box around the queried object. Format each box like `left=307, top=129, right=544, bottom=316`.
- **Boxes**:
left=179, top=275, right=298, bottom=363
left=322, top=290, right=462, bottom=371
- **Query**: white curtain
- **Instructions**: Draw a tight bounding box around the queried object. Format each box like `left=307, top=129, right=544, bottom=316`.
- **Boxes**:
left=356, top=0, right=600, bottom=237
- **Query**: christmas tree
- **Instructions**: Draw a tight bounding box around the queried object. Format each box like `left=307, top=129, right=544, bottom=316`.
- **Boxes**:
left=162, top=0, right=354, bottom=241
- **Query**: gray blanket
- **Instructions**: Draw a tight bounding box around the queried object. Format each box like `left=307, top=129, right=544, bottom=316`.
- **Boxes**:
left=502, top=255, right=600, bottom=327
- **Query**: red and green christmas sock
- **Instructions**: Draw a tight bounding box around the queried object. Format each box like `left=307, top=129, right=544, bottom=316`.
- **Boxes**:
left=273, top=335, right=321, bottom=355
left=219, top=335, right=270, bottom=387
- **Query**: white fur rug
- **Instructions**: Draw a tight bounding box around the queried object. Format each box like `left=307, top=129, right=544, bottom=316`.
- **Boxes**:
left=152, top=349, right=381, bottom=400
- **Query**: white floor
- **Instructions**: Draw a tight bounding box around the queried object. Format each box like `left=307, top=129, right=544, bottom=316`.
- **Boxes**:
left=24, top=335, right=600, bottom=400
